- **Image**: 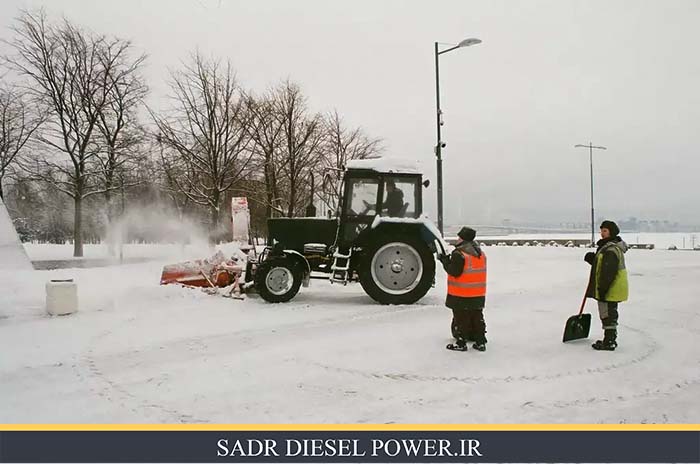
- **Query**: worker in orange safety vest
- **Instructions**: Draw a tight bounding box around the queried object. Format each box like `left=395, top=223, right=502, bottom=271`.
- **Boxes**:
left=440, top=226, right=488, bottom=352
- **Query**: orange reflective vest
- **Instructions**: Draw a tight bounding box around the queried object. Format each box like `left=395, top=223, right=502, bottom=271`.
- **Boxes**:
left=447, top=250, right=487, bottom=298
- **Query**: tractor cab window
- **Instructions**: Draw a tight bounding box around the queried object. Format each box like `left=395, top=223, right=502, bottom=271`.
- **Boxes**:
left=383, top=177, right=418, bottom=218
left=345, top=179, right=379, bottom=216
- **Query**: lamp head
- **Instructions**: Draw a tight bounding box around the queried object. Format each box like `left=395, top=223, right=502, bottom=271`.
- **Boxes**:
left=458, top=38, right=482, bottom=47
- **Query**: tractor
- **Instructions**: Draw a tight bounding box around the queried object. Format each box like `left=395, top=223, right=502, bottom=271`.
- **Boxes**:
left=245, top=158, right=448, bottom=304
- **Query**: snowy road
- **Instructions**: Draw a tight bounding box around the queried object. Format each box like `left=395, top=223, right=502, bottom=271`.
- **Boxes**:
left=1, top=247, right=699, bottom=423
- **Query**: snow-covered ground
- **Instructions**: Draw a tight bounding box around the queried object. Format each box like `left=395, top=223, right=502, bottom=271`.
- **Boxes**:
left=1, top=243, right=699, bottom=424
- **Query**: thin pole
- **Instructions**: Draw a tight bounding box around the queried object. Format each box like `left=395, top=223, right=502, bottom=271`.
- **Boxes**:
left=575, top=143, right=606, bottom=247
left=434, top=42, right=444, bottom=236
left=589, top=142, right=595, bottom=247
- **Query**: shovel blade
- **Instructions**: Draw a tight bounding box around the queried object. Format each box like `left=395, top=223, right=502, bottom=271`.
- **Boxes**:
left=563, top=313, right=592, bottom=342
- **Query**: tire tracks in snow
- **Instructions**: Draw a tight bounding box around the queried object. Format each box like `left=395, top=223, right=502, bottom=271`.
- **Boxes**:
left=71, top=300, right=427, bottom=422
left=307, top=324, right=660, bottom=385
left=549, top=377, right=700, bottom=409
left=520, top=365, right=700, bottom=414
left=81, top=300, right=426, bottom=364
left=76, top=318, right=209, bottom=423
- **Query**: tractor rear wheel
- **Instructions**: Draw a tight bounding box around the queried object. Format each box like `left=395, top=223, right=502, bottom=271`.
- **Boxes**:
left=359, top=234, right=435, bottom=305
left=254, top=256, right=303, bottom=303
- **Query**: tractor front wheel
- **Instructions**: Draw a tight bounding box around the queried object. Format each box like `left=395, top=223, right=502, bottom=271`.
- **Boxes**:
left=254, top=256, right=303, bottom=303
left=359, top=234, right=435, bottom=305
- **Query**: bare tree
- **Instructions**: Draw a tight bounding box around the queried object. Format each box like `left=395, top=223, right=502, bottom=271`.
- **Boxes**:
left=244, top=91, right=285, bottom=218
left=152, top=53, right=253, bottom=231
left=244, top=86, right=380, bottom=220
left=95, top=44, right=148, bottom=228
left=154, top=134, right=197, bottom=219
left=273, top=80, right=324, bottom=217
left=0, top=85, right=44, bottom=199
left=318, top=110, right=382, bottom=213
left=5, top=10, right=141, bottom=256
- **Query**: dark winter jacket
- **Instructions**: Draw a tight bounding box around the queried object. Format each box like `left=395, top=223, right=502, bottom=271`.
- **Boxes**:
left=384, top=188, right=405, bottom=217
left=443, top=240, right=486, bottom=310
left=585, top=236, right=629, bottom=302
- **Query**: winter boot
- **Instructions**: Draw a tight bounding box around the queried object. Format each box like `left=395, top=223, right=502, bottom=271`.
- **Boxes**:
left=471, top=334, right=487, bottom=352
left=471, top=342, right=486, bottom=352
left=592, top=329, right=617, bottom=351
left=446, top=338, right=468, bottom=351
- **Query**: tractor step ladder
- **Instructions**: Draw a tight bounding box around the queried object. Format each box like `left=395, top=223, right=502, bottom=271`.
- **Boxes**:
left=330, top=247, right=352, bottom=285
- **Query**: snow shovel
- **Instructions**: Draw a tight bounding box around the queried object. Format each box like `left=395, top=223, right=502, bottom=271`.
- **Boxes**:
left=562, top=292, right=592, bottom=342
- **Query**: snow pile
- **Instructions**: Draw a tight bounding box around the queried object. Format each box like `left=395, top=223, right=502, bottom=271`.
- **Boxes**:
left=0, top=197, right=32, bottom=270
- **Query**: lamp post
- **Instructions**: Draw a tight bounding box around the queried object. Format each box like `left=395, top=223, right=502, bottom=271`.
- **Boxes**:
left=575, top=142, right=607, bottom=246
left=434, top=38, right=481, bottom=236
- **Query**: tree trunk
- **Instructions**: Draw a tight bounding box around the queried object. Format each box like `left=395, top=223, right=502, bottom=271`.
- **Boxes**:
left=211, top=206, right=220, bottom=229
left=0, top=176, right=4, bottom=200
left=105, top=188, right=115, bottom=256
left=264, top=164, right=273, bottom=219
left=73, top=195, right=83, bottom=257
left=209, top=188, right=221, bottom=244
left=105, top=154, right=116, bottom=224
left=270, top=158, right=280, bottom=217
left=211, top=188, right=221, bottom=228
left=287, top=182, right=297, bottom=218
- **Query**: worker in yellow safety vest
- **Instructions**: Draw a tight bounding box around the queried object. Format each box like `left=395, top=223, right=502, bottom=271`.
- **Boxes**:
left=584, top=220, right=629, bottom=351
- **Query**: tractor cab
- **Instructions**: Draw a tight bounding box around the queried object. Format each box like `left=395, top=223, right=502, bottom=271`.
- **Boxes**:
left=339, top=162, right=423, bottom=246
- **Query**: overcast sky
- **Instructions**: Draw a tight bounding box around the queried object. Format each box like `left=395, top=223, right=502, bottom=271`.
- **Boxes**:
left=1, top=0, right=699, bottom=226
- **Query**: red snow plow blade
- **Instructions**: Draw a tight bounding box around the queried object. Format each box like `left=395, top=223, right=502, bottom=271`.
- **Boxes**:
left=160, top=251, right=242, bottom=288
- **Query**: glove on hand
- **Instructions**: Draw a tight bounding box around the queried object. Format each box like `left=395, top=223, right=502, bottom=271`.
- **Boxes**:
left=584, top=252, right=595, bottom=265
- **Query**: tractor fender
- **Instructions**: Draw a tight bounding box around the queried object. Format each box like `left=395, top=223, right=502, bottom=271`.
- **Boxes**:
left=283, top=249, right=312, bottom=287
left=369, top=216, right=449, bottom=257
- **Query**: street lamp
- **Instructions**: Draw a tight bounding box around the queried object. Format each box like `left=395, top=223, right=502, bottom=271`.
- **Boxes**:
left=434, top=37, right=481, bottom=236
left=575, top=142, right=607, bottom=246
